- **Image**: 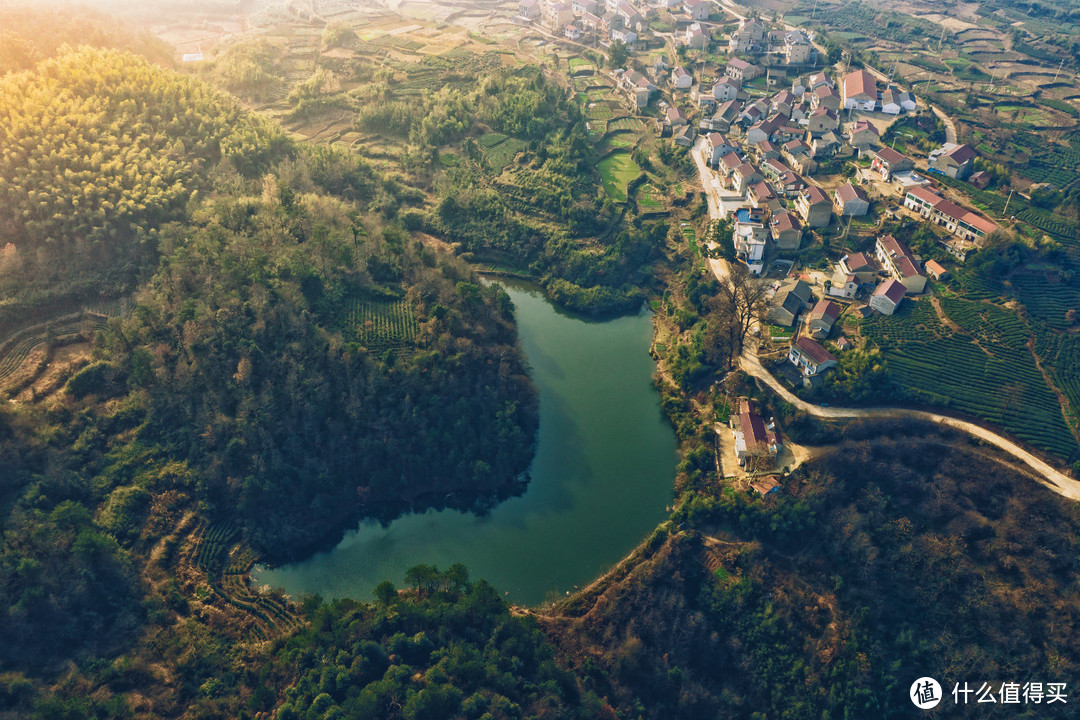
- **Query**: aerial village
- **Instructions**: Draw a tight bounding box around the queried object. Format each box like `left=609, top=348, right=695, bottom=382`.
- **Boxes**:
left=516, top=0, right=1004, bottom=485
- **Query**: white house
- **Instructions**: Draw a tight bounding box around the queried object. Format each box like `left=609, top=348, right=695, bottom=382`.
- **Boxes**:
left=875, top=233, right=926, bottom=293
left=733, top=207, right=767, bottom=274
left=834, top=182, right=869, bottom=217
left=684, top=0, right=711, bottom=20
left=519, top=0, right=541, bottom=19
left=869, top=278, right=906, bottom=315
left=879, top=88, right=902, bottom=115
left=671, top=67, right=693, bottom=89
left=842, top=69, right=877, bottom=111
left=705, top=132, right=736, bottom=165
left=726, top=58, right=762, bottom=82
left=685, top=22, right=708, bottom=49
left=612, top=28, right=637, bottom=47
left=713, top=76, right=741, bottom=102
left=827, top=270, right=858, bottom=299
left=789, top=337, right=837, bottom=376
left=731, top=399, right=780, bottom=467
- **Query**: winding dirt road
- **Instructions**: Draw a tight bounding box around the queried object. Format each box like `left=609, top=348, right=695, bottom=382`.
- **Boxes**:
left=738, top=351, right=1080, bottom=501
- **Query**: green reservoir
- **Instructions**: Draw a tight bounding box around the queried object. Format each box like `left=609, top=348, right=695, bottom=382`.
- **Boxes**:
left=254, top=281, right=677, bottom=606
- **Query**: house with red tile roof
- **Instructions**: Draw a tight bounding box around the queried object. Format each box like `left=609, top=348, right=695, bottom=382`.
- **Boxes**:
left=930, top=143, right=977, bottom=180
left=846, top=119, right=879, bottom=150
left=839, top=251, right=878, bottom=283
left=869, top=278, right=906, bottom=315
left=730, top=399, right=781, bottom=467
left=750, top=475, right=782, bottom=495
left=842, top=69, right=877, bottom=111
left=769, top=211, right=802, bottom=250
left=924, top=259, right=950, bottom=280
left=875, top=234, right=926, bottom=293
left=727, top=58, right=762, bottom=82
left=788, top=337, right=837, bottom=376
left=834, top=182, right=870, bottom=217
left=870, top=147, right=913, bottom=181
left=795, top=185, right=832, bottom=227
left=705, top=133, right=737, bottom=165
left=903, top=187, right=997, bottom=244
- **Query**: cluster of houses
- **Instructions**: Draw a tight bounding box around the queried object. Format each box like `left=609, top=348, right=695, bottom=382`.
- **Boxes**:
left=819, top=233, right=937, bottom=316
left=767, top=284, right=843, bottom=382
left=519, top=0, right=713, bottom=48
left=841, top=69, right=916, bottom=115
left=726, top=18, right=816, bottom=66
left=679, top=58, right=997, bottom=275
left=903, top=183, right=996, bottom=251
left=763, top=227, right=952, bottom=386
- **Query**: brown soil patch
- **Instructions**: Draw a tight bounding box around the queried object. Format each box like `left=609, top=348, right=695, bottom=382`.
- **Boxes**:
left=13, top=341, right=92, bottom=403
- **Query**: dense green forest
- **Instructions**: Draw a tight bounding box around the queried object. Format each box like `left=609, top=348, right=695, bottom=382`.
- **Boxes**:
left=215, top=36, right=671, bottom=315
left=0, top=46, right=287, bottom=329
left=0, top=32, right=551, bottom=717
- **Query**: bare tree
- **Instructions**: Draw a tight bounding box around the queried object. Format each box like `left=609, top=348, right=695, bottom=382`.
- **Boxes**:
left=716, top=263, right=771, bottom=364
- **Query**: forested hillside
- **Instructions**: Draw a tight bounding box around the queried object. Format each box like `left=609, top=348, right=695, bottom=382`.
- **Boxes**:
left=101, top=163, right=538, bottom=557
left=544, top=429, right=1080, bottom=718
left=0, top=28, right=546, bottom=716
left=0, top=47, right=288, bottom=326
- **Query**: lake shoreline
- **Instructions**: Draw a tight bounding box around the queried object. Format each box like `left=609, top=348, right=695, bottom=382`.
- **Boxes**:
left=254, top=281, right=678, bottom=606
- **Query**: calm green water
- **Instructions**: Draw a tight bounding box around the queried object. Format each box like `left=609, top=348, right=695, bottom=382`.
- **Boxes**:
left=253, top=281, right=677, bottom=606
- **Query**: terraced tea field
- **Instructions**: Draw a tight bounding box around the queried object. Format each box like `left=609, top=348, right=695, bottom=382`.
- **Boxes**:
left=479, top=133, right=528, bottom=172
left=345, top=298, right=420, bottom=350
left=1014, top=272, right=1080, bottom=329
left=861, top=299, right=1077, bottom=459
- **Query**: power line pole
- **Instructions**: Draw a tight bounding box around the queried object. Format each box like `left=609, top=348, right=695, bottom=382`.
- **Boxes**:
left=1052, top=57, right=1065, bottom=83
left=1003, top=188, right=1015, bottom=216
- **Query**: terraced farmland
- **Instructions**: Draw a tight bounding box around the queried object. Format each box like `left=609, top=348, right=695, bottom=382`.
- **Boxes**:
left=1014, top=272, right=1080, bottom=329
left=586, top=102, right=615, bottom=121
left=1033, top=329, right=1080, bottom=434
left=608, top=117, right=646, bottom=132
left=184, top=522, right=303, bottom=642
left=486, top=137, right=528, bottom=172
left=345, top=298, right=419, bottom=350
left=861, top=299, right=1077, bottom=459
left=0, top=312, right=109, bottom=387
left=598, top=151, right=641, bottom=202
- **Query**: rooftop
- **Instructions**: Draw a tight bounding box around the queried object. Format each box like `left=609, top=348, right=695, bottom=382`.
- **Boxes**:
left=809, top=299, right=841, bottom=322
left=794, top=336, right=836, bottom=365
left=874, top=147, right=908, bottom=165
left=843, top=69, right=877, bottom=100
left=835, top=182, right=868, bottom=204
left=873, top=278, right=907, bottom=303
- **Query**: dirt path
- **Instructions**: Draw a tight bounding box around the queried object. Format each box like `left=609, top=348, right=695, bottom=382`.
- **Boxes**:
left=738, top=350, right=1080, bottom=501
left=859, top=61, right=958, bottom=144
